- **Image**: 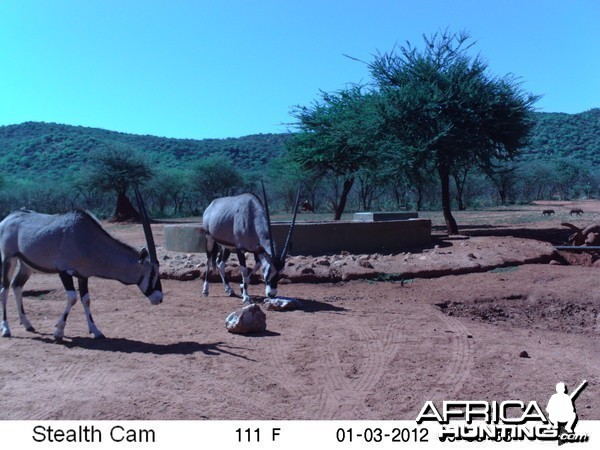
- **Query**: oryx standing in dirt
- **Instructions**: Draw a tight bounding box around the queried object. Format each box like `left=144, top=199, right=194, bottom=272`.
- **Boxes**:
left=0, top=187, right=162, bottom=341
left=201, top=185, right=300, bottom=303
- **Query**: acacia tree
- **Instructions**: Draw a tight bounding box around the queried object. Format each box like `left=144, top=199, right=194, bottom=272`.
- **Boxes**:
left=264, top=156, right=321, bottom=212
left=191, top=153, right=245, bottom=209
left=287, top=85, right=382, bottom=220
left=369, top=30, right=539, bottom=233
left=146, top=168, right=191, bottom=216
left=356, top=166, right=388, bottom=210
left=87, top=147, right=153, bottom=221
left=484, top=161, right=519, bottom=205
left=452, top=162, right=473, bottom=211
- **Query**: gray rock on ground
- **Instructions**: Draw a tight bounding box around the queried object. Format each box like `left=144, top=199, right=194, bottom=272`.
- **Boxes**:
left=225, top=304, right=267, bottom=334
left=264, top=297, right=302, bottom=311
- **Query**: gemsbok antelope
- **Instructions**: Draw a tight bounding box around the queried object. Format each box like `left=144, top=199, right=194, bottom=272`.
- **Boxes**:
left=0, top=187, right=162, bottom=341
left=201, top=184, right=300, bottom=303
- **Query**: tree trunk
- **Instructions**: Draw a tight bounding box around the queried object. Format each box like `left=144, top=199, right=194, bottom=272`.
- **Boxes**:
left=452, top=168, right=469, bottom=211
left=499, top=186, right=508, bottom=206
left=415, top=185, right=423, bottom=211
left=113, top=190, right=141, bottom=222
left=333, top=177, right=355, bottom=220
left=438, top=164, right=459, bottom=234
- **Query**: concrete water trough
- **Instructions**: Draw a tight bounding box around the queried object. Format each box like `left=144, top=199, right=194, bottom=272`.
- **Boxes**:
left=164, top=213, right=431, bottom=256
left=352, top=212, right=419, bottom=221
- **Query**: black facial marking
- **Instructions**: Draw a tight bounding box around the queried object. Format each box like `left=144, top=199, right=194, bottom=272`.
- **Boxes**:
left=142, top=265, right=162, bottom=297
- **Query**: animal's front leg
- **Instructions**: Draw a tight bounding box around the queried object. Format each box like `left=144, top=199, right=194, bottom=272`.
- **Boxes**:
left=237, top=251, right=251, bottom=304
left=78, top=278, right=105, bottom=339
left=239, top=266, right=252, bottom=304
left=1, top=286, right=10, bottom=337
left=1, top=258, right=14, bottom=337
left=250, top=252, right=261, bottom=277
left=55, top=272, right=78, bottom=342
left=217, top=248, right=235, bottom=297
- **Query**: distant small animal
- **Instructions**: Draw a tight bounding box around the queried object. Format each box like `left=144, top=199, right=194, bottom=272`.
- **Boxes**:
left=542, top=209, right=555, bottom=217
left=300, top=200, right=314, bottom=213
left=570, top=208, right=584, bottom=216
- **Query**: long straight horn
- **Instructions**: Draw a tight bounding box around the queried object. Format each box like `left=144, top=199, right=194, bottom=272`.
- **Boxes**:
left=281, top=188, right=301, bottom=261
left=261, top=181, right=276, bottom=258
left=133, top=185, right=158, bottom=264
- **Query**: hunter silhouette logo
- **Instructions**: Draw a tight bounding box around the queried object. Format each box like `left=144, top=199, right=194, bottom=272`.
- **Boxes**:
left=546, top=380, right=588, bottom=443
left=416, top=379, right=590, bottom=443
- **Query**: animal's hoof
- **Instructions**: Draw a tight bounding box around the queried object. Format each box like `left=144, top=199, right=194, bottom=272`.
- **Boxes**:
left=227, top=291, right=238, bottom=298
left=26, top=326, right=35, bottom=332
left=1, top=322, right=10, bottom=337
left=94, top=334, right=106, bottom=339
left=54, top=336, right=63, bottom=343
left=202, top=291, right=209, bottom=297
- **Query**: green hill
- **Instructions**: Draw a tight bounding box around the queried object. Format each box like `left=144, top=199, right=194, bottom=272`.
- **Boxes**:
left=0, top=121, right=290, bottom=181
left=1, top=109, right=599, bottom=216
left=1, top=109, right=599, bottom=182
left=525, top=108, right=600, bottom=162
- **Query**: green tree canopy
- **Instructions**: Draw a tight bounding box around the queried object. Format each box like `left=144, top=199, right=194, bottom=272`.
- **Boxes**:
left=287, top=85, right=383, bottom=219
left=87, top=146, right=153, bottom=221
left=369, top=30, right=539, bottom=233
left=191, top=153, right=245, bottom=209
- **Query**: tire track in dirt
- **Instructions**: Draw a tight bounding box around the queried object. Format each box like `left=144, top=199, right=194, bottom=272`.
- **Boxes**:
left=308, top=308, right=474, bottom=420
left=260, top=336, right=325, bottom=418
left=3, top=359, right=86, bottom=420
left=18, top=401, right=64, bottom=421
left=316, top=315, right=404, bottom=419
left=406, top=311, right=474, bottom=418
left=7, top=339, right=121, bottom=420
left=21, top=354, right=95, bottom=420
left=199, top=378, right=277, bottom=420
left=433, top=312, right=474, bottom=399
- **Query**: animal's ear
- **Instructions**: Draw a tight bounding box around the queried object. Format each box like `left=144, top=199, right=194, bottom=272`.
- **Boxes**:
left=139, top=248, right=149, bottom=263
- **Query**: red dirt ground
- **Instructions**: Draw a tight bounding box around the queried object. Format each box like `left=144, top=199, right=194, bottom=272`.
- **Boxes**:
left=0, top=200, right=598, bottom=420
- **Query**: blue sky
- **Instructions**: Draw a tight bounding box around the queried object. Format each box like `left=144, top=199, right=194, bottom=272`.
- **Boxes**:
left=0, top=0, right=598, bottom=140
